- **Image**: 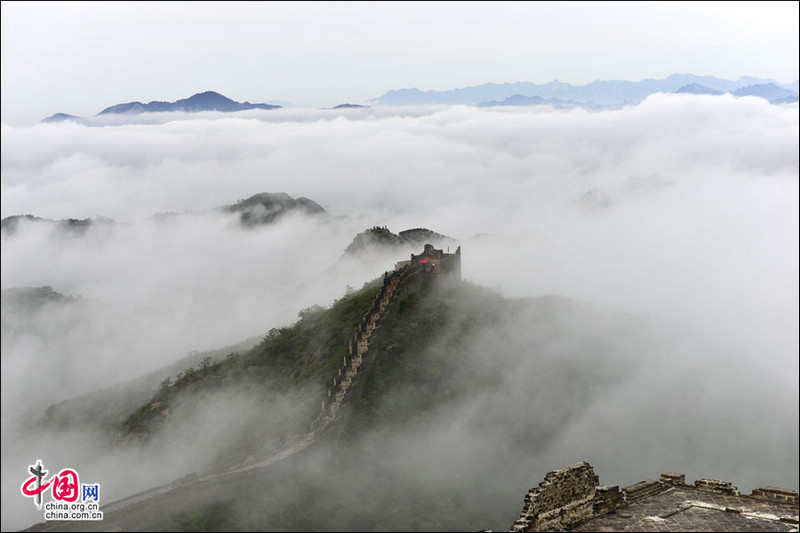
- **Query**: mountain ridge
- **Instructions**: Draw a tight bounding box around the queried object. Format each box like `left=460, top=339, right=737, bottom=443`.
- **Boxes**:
left=371, top=74, right=799, bottom=107
left=96, top=90, right=281, bottom=115
left=39, top=92, right=372, bottom=122
left=38, top=75, right=799, bottom=122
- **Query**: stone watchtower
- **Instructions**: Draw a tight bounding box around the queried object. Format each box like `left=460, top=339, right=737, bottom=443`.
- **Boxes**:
left=395, top=243, right=461, bottom=281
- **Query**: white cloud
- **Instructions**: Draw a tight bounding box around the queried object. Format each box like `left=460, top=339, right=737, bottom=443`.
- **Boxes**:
left=1, top=95, right=797, bottom=530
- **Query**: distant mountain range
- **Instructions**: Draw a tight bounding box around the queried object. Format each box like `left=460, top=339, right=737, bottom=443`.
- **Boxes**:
left=40, top=75, right=799, bottom=122
left=731, top=82, right=799, bottom=103
left=370, top=74, right=799, bottom=108
left=1, top=193, right=462, bottom=273
left=1, top=193, right=460, bottom=264
left=674, top=83, right=723, bottom=96
left=41, top=92, right=379, bottom=123
left=41, top=92, right=375, bottom=123
left=41, top=91, right=285, bottom=123
left=478, top=94, right=604, bottom=109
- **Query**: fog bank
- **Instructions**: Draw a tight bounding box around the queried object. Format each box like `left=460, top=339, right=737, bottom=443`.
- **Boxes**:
left=2, top=95, right=797, bottom=530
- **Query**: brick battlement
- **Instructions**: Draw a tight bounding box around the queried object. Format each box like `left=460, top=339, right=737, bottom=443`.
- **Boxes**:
left=395, top=243, right=461, bottom=280
left=507, top=462, right=799, bottom=532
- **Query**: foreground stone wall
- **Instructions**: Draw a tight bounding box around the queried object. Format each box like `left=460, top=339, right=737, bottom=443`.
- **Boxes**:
left=510, top=462, right=597, bottom=532
left=508, top=462, right=799, bottom=532
left=751, top=486, right=800, bottom=506
left=592, top=485, right=625, bottom=515
left=622, top=479, right=667, bottom=502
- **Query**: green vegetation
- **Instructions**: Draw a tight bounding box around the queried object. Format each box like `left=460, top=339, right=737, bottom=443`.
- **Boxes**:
left=113, top=276, right=644, bottom=531
left=343, top=225, right=405, bottom=254
left=35, top=337, right=260, bottom=437
left=347, top=282, right=505, bottom=434
left=226, top=192, right=325, bottom=227
left=118, top=281, right=383, bottom=464
left=152, top=281, right=513, bottom=532
left=158, top=501, right=247, bottom=532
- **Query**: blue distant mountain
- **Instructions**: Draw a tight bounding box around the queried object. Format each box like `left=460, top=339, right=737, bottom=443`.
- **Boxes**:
left=732, top=83, right=799, bottom=103
left=371, top=74, right=799, bottom=107
left=675, top=83, right=723, bottom=95
left=97, top=91, right=281, bottom=115
left=781, top=80, right=799, bottom=94
left=478, top=94, right=602, bottom=109
left=40, top=113, right=81, bottom=123
left=771, top=94, right=800, bottom=105
left=38, top=77, right=800, bottom=124
left=331, top=103, right=368, bottom=109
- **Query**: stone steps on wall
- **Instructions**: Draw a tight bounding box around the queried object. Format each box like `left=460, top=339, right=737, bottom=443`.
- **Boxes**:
left=311, top=263, right=421, bottom=433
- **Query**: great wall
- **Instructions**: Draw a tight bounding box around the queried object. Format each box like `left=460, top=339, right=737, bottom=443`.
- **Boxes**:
left=24, top=243, right=465, bottom=533
left=26, top=242, right=798, bottom=532
left=311, top=243, right=461, bottom=434
left=313, top=243, right=798, bottom=532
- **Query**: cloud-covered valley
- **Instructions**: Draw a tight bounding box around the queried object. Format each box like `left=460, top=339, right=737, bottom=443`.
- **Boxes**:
left=1, top=94, right=797, bottom=530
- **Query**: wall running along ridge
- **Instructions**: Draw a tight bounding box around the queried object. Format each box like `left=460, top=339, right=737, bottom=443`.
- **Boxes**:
left=310, top=243, right=461, bottom=434
left=310, top=261, right=424, bottom=432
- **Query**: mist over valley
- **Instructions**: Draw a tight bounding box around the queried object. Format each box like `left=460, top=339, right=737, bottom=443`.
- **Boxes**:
left=1, top=93, right=797, bottom=531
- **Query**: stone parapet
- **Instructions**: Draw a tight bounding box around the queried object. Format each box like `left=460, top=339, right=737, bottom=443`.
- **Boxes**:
left=660, top=472, right=686, bottom=486
left=510, top=462, right=596, bottom=532
left=622, top=479, right=667, bottom=502
left=593, top=485, right=625, bottom=515
left=750, top=486, right=799, bottom=505
left=694, top=478, right=740, bottom=496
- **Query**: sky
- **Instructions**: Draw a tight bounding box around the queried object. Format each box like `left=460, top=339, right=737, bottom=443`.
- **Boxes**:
left=1, top=1, right=799, bottom=125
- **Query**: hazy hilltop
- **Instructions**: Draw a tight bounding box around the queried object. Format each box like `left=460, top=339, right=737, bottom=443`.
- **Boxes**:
left=0, top=214, right=115, bottom=238
left=37, top=91, right=283, bottom=123
left=1, top=192, right=329, bottom=239
left=221, top=192, right=326, bottom=227
left=40, top=112, right=81, bottom=123
left=343, top=225, right=457, bottom=256
left=675, top=83, right=723, bottom=95
left=96, top=90, right=281, bottom=115
left=731, top=82, right=800, bottom=103
left=2, top=286, right=120, bottom=418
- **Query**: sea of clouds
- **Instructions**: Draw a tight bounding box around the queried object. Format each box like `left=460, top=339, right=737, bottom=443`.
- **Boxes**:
left=2, top=94, right=797, bottom=530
